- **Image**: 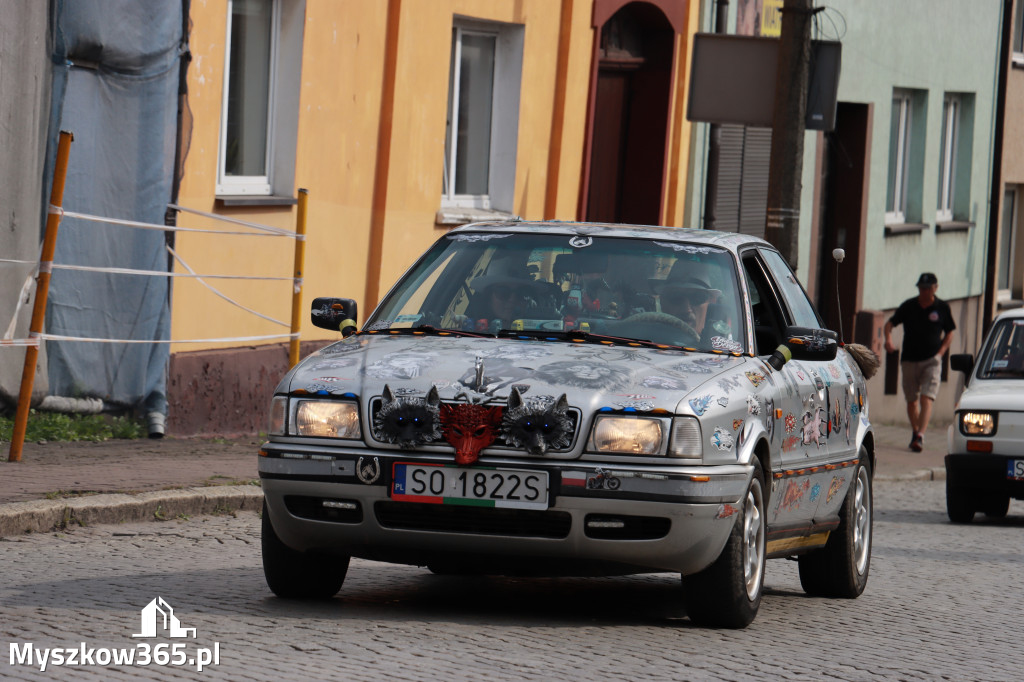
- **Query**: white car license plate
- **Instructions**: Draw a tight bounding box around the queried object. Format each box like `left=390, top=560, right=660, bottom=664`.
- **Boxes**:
left=391, top=463, right=548, bottom=510
left=1008, top=459, right=1024, bottom=481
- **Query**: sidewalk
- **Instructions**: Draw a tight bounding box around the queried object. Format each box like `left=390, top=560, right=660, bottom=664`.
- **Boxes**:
left=0, top=420, right=947, bottom=536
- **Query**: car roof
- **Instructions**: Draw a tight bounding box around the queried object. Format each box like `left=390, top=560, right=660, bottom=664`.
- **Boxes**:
left=993, top=306, right=1024, bottom=322
left=451, top=220, right=772, bottom=255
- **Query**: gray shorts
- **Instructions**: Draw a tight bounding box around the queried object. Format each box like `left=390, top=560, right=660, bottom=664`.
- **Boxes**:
left=901, top=356, right=942, bottom=401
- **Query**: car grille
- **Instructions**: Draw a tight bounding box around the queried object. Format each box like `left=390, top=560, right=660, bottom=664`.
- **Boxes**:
left=374, top=501, right=572, bottom=538
left=368, top=397, right=581, bottom=452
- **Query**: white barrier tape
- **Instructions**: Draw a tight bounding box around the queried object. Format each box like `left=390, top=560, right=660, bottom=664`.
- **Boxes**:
left=294, top=277, right=303, bottom=294
left=167, top=246, right=289, bottom=327
left=48, top=204, right=63, bottom=215
left=51, top=262, right=294, bottom=281
left=61, top=209, right=298, bottom=239
left=40, top=332, right=299, bottom=344
left=0, top=257, right=39, bottom=266
left=39, top=261, right=53, bottom=274
left=0, top=338, right=40, bottom=347
left=168, top=203, right=302, bottom=239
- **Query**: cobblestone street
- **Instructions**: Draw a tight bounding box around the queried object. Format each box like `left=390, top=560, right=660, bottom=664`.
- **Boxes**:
left=2, top=480, right=1022, bottom=681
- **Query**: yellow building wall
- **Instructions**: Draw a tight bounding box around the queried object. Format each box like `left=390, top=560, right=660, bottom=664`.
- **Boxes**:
left=173, top=0, right=696, bottom=355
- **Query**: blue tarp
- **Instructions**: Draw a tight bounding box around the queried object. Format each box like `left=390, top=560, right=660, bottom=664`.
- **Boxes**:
left=43, top=0, right=185, bottom=418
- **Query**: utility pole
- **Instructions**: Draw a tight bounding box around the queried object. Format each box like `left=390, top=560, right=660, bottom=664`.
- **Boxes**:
left=764, top=0, right=815, bottom=268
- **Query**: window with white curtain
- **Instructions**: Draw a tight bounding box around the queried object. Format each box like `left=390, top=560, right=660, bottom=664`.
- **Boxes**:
left=218, top=0, right=276, bottom=195
left=937, top=94, right=960, bottom=223
left=885, top=91, right=912, bottom=225
left=440, top=19, right=524, bottom=217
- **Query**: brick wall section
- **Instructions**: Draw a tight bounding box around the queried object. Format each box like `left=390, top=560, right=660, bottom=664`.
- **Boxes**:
left=167, top=341, right=325, bottom=437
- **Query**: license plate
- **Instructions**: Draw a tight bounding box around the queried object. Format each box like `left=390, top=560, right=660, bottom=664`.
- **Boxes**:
left=391, top=463, right=548, bottom=510
left=1008, top=459, right=1024, bottom=481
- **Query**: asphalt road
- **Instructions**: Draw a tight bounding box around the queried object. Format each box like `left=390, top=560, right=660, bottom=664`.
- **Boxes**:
left=2, top=480, right=1022, bottom=681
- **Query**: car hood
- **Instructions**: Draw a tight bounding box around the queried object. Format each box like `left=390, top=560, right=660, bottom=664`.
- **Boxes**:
left=958, top=378, right=1024, bottom=412
left=282, top=334, right=753, bottom=414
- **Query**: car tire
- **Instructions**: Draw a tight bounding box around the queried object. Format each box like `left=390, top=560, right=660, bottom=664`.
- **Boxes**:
left=798, top=451, right=872, bottom=598
left=982, top=494, right=1010, bottom=519
left=262, top=501, right=348, bottom=598
left=945, top=482, right=976, bottom=524
left=682, top=458, right=765, bottom=629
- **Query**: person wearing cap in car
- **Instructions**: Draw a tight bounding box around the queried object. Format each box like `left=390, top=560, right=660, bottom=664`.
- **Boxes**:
left=884, top=272, right=956, bottom=452
left=652, top=261, right=722, bottom=338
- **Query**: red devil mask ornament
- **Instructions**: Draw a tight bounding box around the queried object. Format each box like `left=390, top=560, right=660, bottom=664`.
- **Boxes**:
left=439, top=403, right=504, bottom=465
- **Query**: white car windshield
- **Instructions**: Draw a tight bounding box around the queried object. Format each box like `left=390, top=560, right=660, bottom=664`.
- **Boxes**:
left=367, top=232, right=746, bottom=353
left=977, top=318, right=1024, bottom=378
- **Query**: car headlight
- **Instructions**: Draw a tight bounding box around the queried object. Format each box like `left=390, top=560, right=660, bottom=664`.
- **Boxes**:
left=668, top=416, right=703, bottom=459
left=293, top=400, right=362, bottom=439
left=269, top=396, right=288, bottom=435
left=960, top=411, right=996, bottom=436
left=587, top=415, right=664, bottom=455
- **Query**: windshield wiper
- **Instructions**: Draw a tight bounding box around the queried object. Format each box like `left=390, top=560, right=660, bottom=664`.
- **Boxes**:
left=496, top=328, right=672, bottom=349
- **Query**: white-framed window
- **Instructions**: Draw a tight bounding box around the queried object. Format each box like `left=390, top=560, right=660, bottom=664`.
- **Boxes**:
left=885, top=91, right=912, bottom=225
left=218, top=0, right=277, bottom=196
left=937, top=94, right=960, bottom=223
left=216, top=0, right=304, bottom=199
left=1014, top=0, right=1024, bottom=65
left=998, top=186, right=1017, bottom=296
left=441, top=19, right=524, bottom=214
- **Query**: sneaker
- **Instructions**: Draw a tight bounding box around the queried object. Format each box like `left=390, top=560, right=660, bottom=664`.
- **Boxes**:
left=910, top=432, right=923, bottom=452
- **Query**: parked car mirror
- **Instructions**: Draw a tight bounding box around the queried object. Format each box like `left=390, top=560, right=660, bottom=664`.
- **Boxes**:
left=311, top=297, right=358, bottom=336
left=950, top=353, right=974, bottom=375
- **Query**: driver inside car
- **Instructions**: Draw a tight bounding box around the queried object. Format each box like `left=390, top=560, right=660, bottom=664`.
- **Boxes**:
left=652, top=262, right=723, bottom=338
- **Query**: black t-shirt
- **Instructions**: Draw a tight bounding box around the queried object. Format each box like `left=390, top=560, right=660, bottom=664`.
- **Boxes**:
left=889, top=296, right=956, bottom=362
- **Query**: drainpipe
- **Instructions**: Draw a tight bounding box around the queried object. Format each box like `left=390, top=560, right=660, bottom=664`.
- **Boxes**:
left=702, top=0, right=728, bottom=230
left=983, top=0, right=1012, bottom=336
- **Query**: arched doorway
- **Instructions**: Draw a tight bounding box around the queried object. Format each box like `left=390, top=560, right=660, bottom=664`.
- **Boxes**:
left=581, top=1, right=681, bottom=225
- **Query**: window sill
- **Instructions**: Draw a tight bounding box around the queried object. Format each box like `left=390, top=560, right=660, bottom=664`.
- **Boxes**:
left=935, top=220, right=973, bottom=233
left=435, top=206, right=518, bottom=226
left=883, top=222, right=929, bottom=236
left=216, top=195, right=297, bottom=207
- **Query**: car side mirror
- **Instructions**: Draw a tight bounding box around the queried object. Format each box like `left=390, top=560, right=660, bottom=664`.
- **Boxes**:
left=950, top=353, right=974, bottom=375
left=766, top=326, right=838, bottom=370
left=311, top=297, right=358, bottom=336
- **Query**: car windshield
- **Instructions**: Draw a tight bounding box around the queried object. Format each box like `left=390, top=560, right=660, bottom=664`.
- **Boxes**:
left=367, top=231, right=746, bottom=353
left=976, top=317, right=1024, bottom=378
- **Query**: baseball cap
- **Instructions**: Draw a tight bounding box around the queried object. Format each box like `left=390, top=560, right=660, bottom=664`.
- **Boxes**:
left=916, top=272, right=938, bottom=286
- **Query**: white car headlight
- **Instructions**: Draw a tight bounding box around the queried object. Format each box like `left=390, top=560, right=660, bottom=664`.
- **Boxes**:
left=293, top=400, right=362, bottom=439
left=960, top=411, right=996, bottom=436
left=668, top=416, right=703, bottom=459
left=587, top=415, right=664, bottom=455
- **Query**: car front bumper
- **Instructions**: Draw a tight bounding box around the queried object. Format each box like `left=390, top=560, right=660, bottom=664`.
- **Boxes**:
left=945, top=453, right=1024, bottom=500
left=258, top=444, right=753, bottom=576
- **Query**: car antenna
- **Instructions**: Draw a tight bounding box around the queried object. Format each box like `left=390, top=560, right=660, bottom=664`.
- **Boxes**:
left=833, top=248, right=880, bottom=379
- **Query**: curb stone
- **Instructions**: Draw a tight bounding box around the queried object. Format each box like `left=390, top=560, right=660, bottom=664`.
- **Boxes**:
left=0, top=485, right=263, bottom=537
left=877, top=467, right=947, bottom=482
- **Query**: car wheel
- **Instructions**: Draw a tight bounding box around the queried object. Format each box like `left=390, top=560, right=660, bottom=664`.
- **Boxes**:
left=982, top=494, right=1010, bottom=519
left=682, top=458, right=765, bottom=628
left=262, top=501, right=348, bottom=598
left=945, top=482, right=976, bottom=524
left=798, top=451, right=872, bottom=598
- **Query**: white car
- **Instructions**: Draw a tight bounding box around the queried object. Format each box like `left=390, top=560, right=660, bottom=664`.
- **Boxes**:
left=947, top=307, right=1024, bottom=522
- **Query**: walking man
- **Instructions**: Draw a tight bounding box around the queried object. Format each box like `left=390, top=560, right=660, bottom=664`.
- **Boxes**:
left=883, top=273, right=956, bottom=452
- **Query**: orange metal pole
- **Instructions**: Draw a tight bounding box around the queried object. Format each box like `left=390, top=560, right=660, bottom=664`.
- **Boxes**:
left=289, top=188, right=308, bottom=367
left=9, top=130, right=73, bottom=462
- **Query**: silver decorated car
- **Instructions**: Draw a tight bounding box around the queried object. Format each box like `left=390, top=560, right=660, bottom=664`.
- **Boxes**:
left=947, top=306, right=1024, bottom=523
left=259, top=221, right=875, bottom=628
